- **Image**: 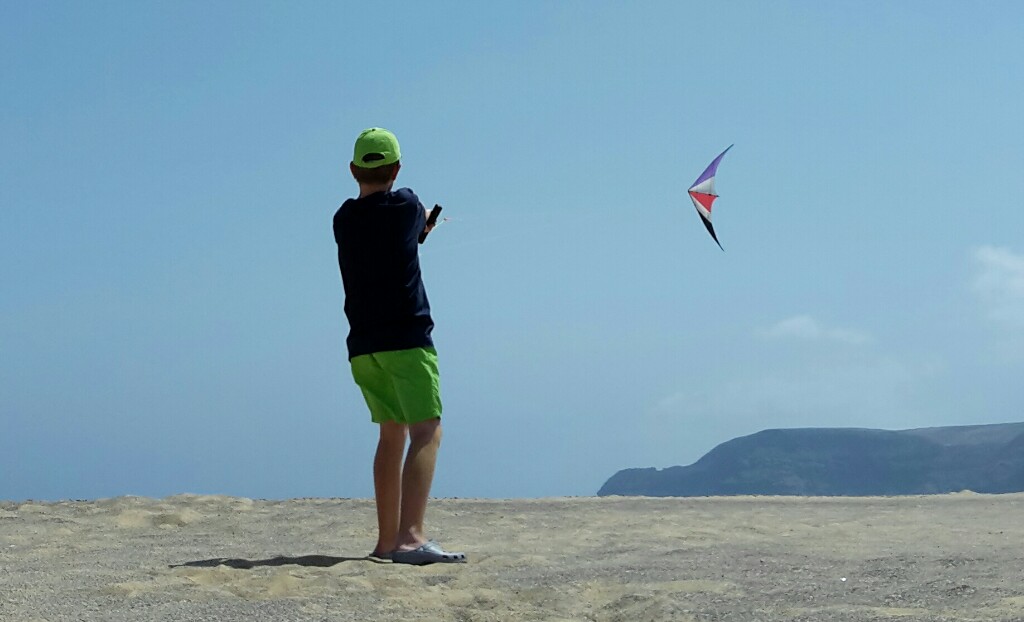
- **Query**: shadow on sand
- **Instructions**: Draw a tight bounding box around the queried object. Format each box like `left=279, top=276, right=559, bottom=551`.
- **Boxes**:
left=169, top=554, right=387, bottom=569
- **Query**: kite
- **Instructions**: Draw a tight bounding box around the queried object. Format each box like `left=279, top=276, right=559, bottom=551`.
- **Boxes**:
left=688, top=145, right=733, bottom=250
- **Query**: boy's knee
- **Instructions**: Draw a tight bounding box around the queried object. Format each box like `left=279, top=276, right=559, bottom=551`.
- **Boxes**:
left=408, top=418, right=441, bottom=445
left=379, top=422, right=408, bottom=446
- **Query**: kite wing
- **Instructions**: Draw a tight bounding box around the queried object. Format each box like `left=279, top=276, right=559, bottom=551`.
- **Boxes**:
left=688, top=145, right=733, bottom=251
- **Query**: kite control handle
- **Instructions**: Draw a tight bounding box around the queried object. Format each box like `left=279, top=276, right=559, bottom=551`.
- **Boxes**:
left=419, top=204, right=443, bottom=244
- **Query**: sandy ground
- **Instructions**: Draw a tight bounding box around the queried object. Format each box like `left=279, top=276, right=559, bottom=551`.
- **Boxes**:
left=2, top=493, right=1023, bottom=621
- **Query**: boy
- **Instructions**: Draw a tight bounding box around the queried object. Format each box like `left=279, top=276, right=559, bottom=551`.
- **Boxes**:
left=332, top=128, right=465, bottom=565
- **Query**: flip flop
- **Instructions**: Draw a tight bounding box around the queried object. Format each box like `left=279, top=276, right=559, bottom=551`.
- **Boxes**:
left=368, top=551, right=392, bottom=561
left=390, top=541, right=467, bottom=566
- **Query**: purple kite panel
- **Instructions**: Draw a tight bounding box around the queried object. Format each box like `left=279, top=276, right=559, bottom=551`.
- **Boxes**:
left=690, top=144, right=733, bottom=188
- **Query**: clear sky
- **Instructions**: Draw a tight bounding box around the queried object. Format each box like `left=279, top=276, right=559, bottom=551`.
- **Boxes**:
left=3, top=1, right=1023, bottom=501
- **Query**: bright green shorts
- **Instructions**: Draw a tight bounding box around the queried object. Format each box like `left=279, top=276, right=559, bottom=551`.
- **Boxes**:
left=350, top=347, right=442, bottom=425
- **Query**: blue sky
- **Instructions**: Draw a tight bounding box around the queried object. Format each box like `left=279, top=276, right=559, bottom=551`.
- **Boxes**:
left=3, top=1, right=1023, bottom=501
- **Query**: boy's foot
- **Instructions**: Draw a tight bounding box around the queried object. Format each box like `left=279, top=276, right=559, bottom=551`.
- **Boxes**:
left=391, top=541, right=466, bottom=566
left=368, top=550, right=392, bottom=561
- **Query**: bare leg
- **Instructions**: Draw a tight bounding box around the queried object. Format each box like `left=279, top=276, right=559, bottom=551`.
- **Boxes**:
left=394, top=417, right=442, bottom=551
left=372, top=422, right=407, bottom=556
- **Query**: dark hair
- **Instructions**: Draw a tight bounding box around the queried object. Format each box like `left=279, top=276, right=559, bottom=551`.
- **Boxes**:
left=351, top=162, right=399, bottom=185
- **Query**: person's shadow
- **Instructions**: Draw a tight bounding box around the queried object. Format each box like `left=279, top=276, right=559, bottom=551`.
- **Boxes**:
left=170, top=554, right=387, bottom=569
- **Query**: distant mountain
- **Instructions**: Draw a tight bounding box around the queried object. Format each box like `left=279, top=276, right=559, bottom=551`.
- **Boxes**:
left=598, top=423, right=1024, bottom=497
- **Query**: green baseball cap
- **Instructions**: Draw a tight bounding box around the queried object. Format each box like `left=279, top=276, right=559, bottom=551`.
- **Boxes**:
left=352, top=127, right=401, bottom=169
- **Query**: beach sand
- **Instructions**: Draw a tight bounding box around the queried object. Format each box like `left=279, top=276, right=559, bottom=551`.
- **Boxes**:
left=2, top=493, right=1023, bottom=621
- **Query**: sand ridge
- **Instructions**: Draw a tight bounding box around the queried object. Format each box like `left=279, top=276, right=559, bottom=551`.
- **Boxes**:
left=2, top=493, right=1024, bottom=621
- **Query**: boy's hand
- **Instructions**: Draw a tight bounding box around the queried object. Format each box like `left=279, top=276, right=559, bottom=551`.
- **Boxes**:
left=419, top=205, right=443, bottom=244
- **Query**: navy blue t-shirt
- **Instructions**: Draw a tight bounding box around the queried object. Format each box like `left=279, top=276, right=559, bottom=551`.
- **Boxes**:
left=333, top=188, right=434, bottom=360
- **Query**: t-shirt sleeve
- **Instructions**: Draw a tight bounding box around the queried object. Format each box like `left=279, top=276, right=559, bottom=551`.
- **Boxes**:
left=396, top=188, right=426, bottom=239
left=332, top=207, right=343, bottom=245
